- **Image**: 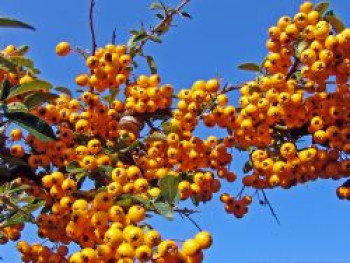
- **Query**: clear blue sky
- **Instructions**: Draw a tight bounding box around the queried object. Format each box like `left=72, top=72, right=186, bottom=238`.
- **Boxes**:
left=1, top=1, right=350, bottom=262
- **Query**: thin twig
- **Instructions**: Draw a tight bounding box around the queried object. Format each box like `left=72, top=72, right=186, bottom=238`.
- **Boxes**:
left=89, top=0, right=97, bottom=55
left=235, top=186, right=246, bottom=199
left=133, top=0, right=191, bottom=55
left=286, top=57, right=300, bottom=80
left=183, top=213, right=202, bottom=231
left=112, top=28, right=117, bottom=45
left=220, top=84, right=243, bottom=94
left=261, top=190, right=281, bottom=225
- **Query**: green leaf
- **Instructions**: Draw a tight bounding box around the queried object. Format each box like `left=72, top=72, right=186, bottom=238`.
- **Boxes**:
left=295, top=40, right=309, bottom=58
left=0, top=79, right=11, bottom=101
left=97, top=165, right=114, bottom=174
left=324, top=11, right=345, bottom=33
left=181, top=12, right=192, bottom=19
left=238, top=62, right=260, bottom=72
left=146, top=56, right=158, bottom=74
left=154, top=202, right=174, bottom=220
left=7, top=80, right=52, bottom=100
left=149, top=35, right=162, bottom=44
left=1, top=213, right=32, bottom=228
left=155, top=14, right=164, bottom=19
left=8, top=56, right=34, bottom=69
left=133, top=32, right=148, bottom=42
left=0, top=17, right=35, bottom=30
left=66, top=162, right=86, bottom=173
left=54, top=86, right=72, bottom=97
left=191, top=196, right=200, bottom=207
left=150, top=2, right=163, bottom=10
left=162, top=121, right=179, bottom=134
left=243, top=160, right=253, bottom=174
left=144, top=132, right=166, bottom=143
left=159, top=174, right=181, bottom=205
left=23, top=199, right=45, bottom=213
left=14, top=45, right=29, bottom=56
left=0, top=154, right=28, bottom=166
left=24, top=92, right=59, bottom=110
left=7, top=102, right=28, bottom=112
left=315, top=1, right=330, bottom=16
left=5, top=111, right=57, bottom=142
left=0, top=56, right=17, bottom=72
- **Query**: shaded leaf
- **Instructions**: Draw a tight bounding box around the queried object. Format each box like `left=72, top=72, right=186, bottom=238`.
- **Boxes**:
left=154, top=202, right=174, bottom=220
left=181, top=12, right=192, bottom=19
left=0, top=79, right=11, bottom=101
left=150, top=2, right=163, bottom=10
left=155, top=14, right=164, bottom=19
left=5, top=111, right=57, bottom=142
left=149, top=35, right=162, bottom=44
left=191, top=196, right=200, bottom=207
left=7, top=102, right=28, bottom=112
left=146, top=56, right=157, bottom=74
left=243, top=160, right=253, bottom=174
left=159, top=175, right=181, bottom=205
left=315, top=1, right=330, bottom=16
left=144, top=132, right=166, bottom=143
left=24, top=92, right=59, bottom=110
left=7, top=80, right=52, bottom=100
left=296, top=40, right=309, bottom=58
left=238, top=62, right=260, bottom=72
left=14, top=45, right=29, bottom=56
left=66, top=162, right=86, bottom=173
left=324, top=11, right=345, bottom=33
left=8, top=56, right=34, bottom=69
left=0, top=56, right=17, bottom=72
left=54, top=86, right=71, bottom=96
left=0, top=17, right=35, bottom=30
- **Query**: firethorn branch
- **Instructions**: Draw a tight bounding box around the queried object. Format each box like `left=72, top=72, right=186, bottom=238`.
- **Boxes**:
left=89, top=0, right=97, bottom=55
left=133, top=0, right=191, bottom=55
left=261, top=190, right=281, bottom=225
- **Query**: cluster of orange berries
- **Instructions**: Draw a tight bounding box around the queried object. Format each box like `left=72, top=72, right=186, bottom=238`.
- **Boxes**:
left=244, top=146, right=349, bottom=190
left=17, top=241, right=69, bottom=263
left=125, top=75, right=173, bottom=114
left=0, top=45, right=36, bottom=86
left=220, top=194, right=252, bottom=219
left=0, top=224, right=23, bottom=245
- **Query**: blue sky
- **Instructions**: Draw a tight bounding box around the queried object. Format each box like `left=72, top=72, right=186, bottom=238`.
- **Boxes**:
left=1, top=0, right=350, bottom=262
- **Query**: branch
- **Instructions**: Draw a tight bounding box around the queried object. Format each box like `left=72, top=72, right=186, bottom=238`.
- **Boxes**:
left=286, top=57, right=300, bottom=80
left=133, top=0, right=191, bottom=55
left=89, top=0, right=97, bottom=55
left=261, top=190, right=281, bottom=225
left=182, top=213, right=202, bottom=231
left=220, top=84, right=243, bottom=94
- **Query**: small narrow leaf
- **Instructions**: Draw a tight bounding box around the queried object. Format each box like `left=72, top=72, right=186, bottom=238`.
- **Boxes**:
left=0, top=17, right=35, bottom=30
left=154, top=202, right=174, bottom=220
left=8, top=56, right=34, bottom=69
left=314, top=1, right=330, bottom=15
left=54, top=86, right=72, bottom=96
left=0, top=56, right=17, bottom=72
left=14, top=45, right=29, bottom=56
left=146, top=56, right=158, bottom=74
left=238, top=62, right=260, bottom=72
left=150, top=2, right=163, bottom=10
left=7, top=102, right=28, bottom=112
left=181, top=12, right=192, bottom=19
left=155, top=14, right=164, bottom=19
left=148, top=35, right=162, bottom=44
left=144, top=132, right=166, bottom=143
left=24, top=92, right=59, bottom=110
left=5, top=111, right=57, bottom=142
left=0, top=79, right=11, bottom=101
left=7, top=80, right=52, bottom=99
left=324, top=12, right=345, bottom=33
